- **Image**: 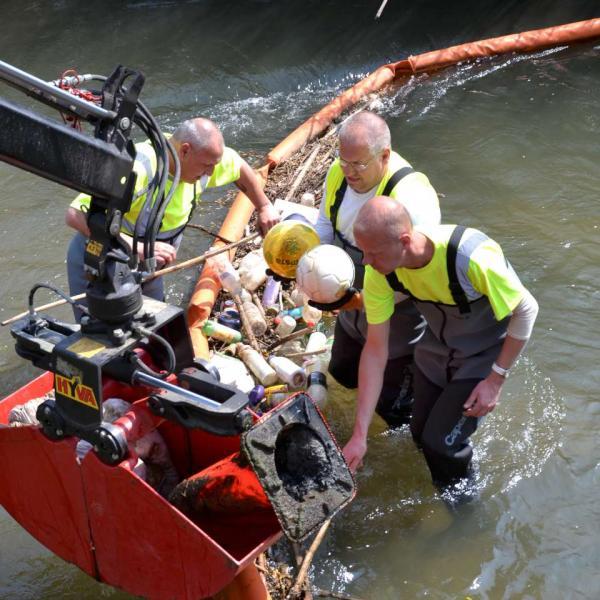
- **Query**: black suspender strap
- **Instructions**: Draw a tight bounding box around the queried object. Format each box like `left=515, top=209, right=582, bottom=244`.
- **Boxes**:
left=385, top=271, right=411, bottom=295
left=381, top=166, right=415, bottom=197
left=447, top=225, right=471, bottom=314
left=329, top=178, right=347, bottom=231
left=330, top=166, right=414, bottom=229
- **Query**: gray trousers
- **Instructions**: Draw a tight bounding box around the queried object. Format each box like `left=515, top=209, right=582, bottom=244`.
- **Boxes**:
left=66, top=232, right=164, bottom=321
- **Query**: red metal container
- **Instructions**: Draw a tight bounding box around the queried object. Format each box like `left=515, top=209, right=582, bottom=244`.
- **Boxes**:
left=0, top=372, right=281, bottom=599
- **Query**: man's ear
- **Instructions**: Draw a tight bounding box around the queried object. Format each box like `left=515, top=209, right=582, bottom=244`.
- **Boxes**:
left=381, top=148, right=391, bottom=164
left=399, top=232, right=411, bottom=248
left=179, top=141, right=191, bottom=158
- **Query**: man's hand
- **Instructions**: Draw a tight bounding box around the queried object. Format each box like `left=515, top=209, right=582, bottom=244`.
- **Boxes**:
left=135, top=241, right=177, bottom=268
left=463, top=372, right=504, bottom=417
left=343, top=434, right=367, bottom=473
left=256, top=203, right=280, bottom=235
left=152, top=242, right=177, bottom=268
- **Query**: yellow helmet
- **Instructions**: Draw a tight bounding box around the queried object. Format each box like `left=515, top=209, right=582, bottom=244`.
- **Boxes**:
left=262, top=219, right=320, bottom=279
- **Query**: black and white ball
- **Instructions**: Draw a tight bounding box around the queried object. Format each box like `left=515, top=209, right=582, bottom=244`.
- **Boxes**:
left=296, top=244, right=355, bottom=304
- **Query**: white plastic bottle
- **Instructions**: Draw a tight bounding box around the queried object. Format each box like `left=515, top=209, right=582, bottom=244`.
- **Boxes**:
left=301, top=301, right=322, bottom=327
left=237, top=344, right=278, bottom=386
left=209, top=352, right=256, bottom=393
left=268, top=355, right=306, bottom=389
left=238, top=250, right=268, bottom=292
left=275, top=315, right=297, bottom=337
left=241, top=299, right=268, bottom=336
left=209, top=253, right=242, bottom=296
left=305, top=331, right=327, bottom=353
left=305, top=358, right=328, bottom=408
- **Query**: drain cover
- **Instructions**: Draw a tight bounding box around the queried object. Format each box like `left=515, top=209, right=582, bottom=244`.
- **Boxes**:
left=242, top=393, right=355, bottom=541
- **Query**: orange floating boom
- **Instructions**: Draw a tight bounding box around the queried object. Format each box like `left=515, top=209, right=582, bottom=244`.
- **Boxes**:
left=187, top=17, right=600, bottom=363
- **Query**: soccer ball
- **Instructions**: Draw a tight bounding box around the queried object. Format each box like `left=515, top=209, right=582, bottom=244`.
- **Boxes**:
left=296, top=245, right=355, bottom=304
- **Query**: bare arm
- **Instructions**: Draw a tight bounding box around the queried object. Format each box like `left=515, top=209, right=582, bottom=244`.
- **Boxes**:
left=235, top=161, right=279, bottom=234
left=342, top=320, right=390, bottom=471
left=65, top=207, right=175, bottom=267
left=463, top=291, right=539, bottom=417
left=65, top=207, right=90, bottom=237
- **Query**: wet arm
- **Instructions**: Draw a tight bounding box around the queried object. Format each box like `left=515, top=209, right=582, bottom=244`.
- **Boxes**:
left=235, top=161, right=279, bottom=234
left=464, top=289, right=539, bottom=417
left=65, top=206, right=90, bottom=237
left=343, top=320, right=390, bottom=471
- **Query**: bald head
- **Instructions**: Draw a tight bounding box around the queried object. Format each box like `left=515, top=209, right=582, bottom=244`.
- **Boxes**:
left=339, top=111, right=391, bottom=155
left=172, top=117, right=224, bottom=154
left=354, top=196, right=412, bottom=243
left=171, top=117, right=225, bottom=183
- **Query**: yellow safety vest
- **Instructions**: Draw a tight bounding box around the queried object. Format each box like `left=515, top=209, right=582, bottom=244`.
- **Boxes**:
left=323, top=150, right=435, bottom=227
left=71, top=141, right=242, bottom=241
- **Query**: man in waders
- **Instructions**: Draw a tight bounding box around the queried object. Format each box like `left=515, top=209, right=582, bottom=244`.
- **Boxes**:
left=314, top=111, right=440, bottom=427
left=65, top=117, right=279, bottom=319
left=344, top=197, right=538, bottom=497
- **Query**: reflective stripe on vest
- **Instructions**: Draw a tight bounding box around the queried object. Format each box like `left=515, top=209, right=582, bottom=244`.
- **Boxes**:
left=384, top=225, right=471, bottom=313
left=120, top=143, right=200, bottom=242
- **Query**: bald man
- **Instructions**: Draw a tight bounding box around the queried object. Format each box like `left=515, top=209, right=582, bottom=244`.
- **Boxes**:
left=65, top=118, right=278, bottom=316
left=314, top=111, right=440, bottom=427
left=344, top=197, right=538, bottom=496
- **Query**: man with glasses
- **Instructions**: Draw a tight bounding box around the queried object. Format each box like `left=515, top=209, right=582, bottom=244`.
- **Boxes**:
left=314, top=111, right=440, bottom=427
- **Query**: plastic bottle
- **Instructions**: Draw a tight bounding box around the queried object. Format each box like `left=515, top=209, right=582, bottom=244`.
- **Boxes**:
left=300, top=192, right=315, bottom=207
left=248, top=385, right=265, bottom=406
left=275, top=315, right=297, bottom=337
left=268, top=355, right=306, bottom=389
left=241, top=299, right=268, bottom=336
left=264, top=383, right=288, bottom=396
left=262, top=276, right=280, bottom=310
left=305, top=331, right=327, bottom=353
left=209, top=253, right=242, bottom=296
left=301, top=301, right=322, bottom=327
left=278, top=306, right=303, bottom=320
left=217, top=309, right=242, bottom=331
left=305, top=357, right=328, bottom=408
left=238, top=250, right=268, bottom=292
left=237, top=344, right=278, bottom=387
left=289, top=288, right=306, bottom=307
left=202, top=319, right=242, bottom=344
left=209, top=352, right=255, bottom=393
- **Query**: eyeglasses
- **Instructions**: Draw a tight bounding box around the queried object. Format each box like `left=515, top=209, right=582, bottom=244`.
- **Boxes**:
left=337, top=152, right=380, bottom=172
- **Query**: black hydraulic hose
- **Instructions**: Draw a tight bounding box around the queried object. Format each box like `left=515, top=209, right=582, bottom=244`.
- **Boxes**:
left=27, top=283, right=89, bottom=318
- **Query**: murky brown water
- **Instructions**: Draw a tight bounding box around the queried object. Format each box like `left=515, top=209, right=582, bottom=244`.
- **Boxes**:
left=1, top=1, right=599, bottom=598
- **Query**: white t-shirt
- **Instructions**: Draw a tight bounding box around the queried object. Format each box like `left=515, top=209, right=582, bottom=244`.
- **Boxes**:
left=315, top=164, right=441, bottom=246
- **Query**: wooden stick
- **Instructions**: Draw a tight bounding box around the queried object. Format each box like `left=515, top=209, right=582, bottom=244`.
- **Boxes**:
left=1, top=232, right=259, bottom=327
left=284, top=144, right=321, bottom=202
left=1, top=292, right=86, bottom=326
left=185, top=222, right=234, bottom=243
left=281, top=348, right=327, bottom=360
left=287, top=518, right=332, bottom=599
left=313, top=589, right=365, bottom=600
left=234, top=295, right=261, bottom=353
left=144, top=232, right=259, bottom=281
left=266, top=327, right=312, bottom=353
left=252, top=293, right=267, bottom=321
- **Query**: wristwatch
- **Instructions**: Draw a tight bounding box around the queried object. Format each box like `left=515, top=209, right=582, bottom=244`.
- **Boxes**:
left=491, top=362, right=510, bottom=378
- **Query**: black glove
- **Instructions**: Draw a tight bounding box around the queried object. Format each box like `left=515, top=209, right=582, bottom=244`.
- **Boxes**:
left=308, top=287, right=359, bottom=311
left=265, top=268, right=295, bottom=283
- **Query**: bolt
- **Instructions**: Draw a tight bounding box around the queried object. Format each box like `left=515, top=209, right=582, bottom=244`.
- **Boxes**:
left=119, top=117, right=131, bottom=130
left=56, top=429, right=63, bottom=436
left=111, top=453, right=119, bottom=461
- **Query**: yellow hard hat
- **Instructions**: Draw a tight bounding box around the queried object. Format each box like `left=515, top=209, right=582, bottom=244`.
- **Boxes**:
left=263, top=219, right=320, bottom=279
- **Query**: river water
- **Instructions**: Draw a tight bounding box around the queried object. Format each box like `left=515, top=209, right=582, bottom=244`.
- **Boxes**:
left=1, top=1, right=599, bottom=598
